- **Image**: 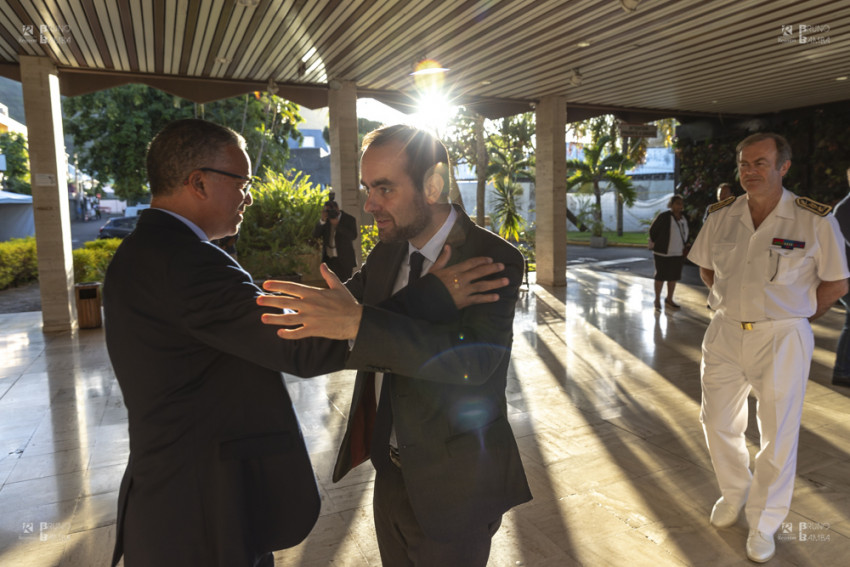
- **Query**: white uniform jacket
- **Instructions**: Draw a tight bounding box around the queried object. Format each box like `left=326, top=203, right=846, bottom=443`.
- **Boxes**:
left=689, top=189, right=849, bottom=321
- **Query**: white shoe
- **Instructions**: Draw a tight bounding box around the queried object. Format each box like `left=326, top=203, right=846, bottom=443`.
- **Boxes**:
left=710, top=497, right=741, bottom=528
left=746, top=530, right=775, bottom=563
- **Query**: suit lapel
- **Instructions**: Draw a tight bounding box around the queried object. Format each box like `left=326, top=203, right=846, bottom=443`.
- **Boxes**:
left=363, top=242, right=407, bottom=303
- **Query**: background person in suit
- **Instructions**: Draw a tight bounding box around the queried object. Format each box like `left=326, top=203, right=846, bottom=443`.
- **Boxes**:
left=313, top=192, right=358, bottom=280
left=258, top=125, right=532, bottom=566
left=103, top=119, right=352, bottom=567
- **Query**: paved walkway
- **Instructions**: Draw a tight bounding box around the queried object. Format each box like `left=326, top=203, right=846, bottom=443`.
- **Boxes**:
left=1, top=267, right=849, bottom=565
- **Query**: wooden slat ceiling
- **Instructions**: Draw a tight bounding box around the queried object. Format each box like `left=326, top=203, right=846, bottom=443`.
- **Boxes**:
left=0, top=0, right=847, bottom=121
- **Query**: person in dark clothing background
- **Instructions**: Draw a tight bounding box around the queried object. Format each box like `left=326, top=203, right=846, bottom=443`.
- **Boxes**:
left=649, top=194, right=689, bottom=311
left=313, top=193, right=358, bottom=281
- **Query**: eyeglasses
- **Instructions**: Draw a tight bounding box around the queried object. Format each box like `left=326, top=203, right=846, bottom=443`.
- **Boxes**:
left=199, top=167, right=253, bottom=193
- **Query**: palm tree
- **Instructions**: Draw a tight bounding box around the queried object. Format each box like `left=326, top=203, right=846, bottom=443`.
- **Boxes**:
left=488, top=141, right=533, bottom=242
left=566, top=134, right=636, bottom=237
left=490, top=174, right=524, bottom=241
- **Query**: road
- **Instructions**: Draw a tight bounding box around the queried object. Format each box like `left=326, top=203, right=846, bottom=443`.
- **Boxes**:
left=70, top=213, right=120, bottom=248
left=567, top=243, right=704, bottom=288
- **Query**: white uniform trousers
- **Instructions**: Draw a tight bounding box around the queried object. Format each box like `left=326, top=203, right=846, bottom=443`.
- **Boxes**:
left=700, top=314, right=812, bottom=535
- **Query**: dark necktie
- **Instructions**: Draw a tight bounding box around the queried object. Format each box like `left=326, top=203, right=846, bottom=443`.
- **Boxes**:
left=408, top=251, right=425, bottom=285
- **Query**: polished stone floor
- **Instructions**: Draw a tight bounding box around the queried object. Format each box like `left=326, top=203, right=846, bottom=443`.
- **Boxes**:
left=2, top=265, right=850, bottom=566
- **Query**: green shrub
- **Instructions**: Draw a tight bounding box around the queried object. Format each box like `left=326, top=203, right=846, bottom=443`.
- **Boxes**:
left=238, top=169, right=325, bottom=279
left=0, top=236, right=38, bottom=290
left=0, top=237, right=121, bottom=290
left=73, top=239, right=122, bottom=283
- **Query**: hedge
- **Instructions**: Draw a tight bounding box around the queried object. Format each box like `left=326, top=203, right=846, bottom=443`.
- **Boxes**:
left=0, top=237, right=38, bottom=290
left=0, top=236, right=122, bottom=290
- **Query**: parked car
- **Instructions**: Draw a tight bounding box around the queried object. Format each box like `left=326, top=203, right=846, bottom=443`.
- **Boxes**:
left=98, top=216, right=139, bottom=239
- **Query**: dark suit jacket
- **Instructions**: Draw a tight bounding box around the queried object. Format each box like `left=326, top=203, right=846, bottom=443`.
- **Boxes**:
left=104, top=209, right=349, bottom=567
left=332, top=205, right=532, bottom=541
left=312, top=210, right=357, bottom=280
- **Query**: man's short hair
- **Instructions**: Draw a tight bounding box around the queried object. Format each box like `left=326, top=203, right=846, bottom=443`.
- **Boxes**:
left=147, top=119, right=246, bottom=197
left=736, top=133, right=792, bottom=169
left=361, top=125, right=451, bottom=195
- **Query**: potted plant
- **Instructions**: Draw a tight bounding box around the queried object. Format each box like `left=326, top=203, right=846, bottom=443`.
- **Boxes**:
left=237, top=169, right=325, bottom=282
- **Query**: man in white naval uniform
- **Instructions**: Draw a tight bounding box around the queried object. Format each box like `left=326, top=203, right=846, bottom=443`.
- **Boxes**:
left=689, top=132, right=849, bottom=563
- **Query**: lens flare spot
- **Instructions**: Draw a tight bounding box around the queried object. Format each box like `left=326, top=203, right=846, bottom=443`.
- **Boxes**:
left=458, top=332, right=465, bottom=341
left=412, top=59, right=448, bottom=90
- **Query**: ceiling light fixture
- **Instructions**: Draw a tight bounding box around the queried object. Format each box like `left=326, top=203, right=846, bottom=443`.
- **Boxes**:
left=577, top=40, right=591, bottom=48
left=569, top=69, right=583, bottom=87
left=620, top=0, right=641, bottom=12
left=837, top=76, right=848, bottom=81
left=410, top=66, right=450, bottom=76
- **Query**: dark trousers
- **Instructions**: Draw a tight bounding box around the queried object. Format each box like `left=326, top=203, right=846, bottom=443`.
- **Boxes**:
left=834, top=291, right=850, bottom=378
left=372, top=461, right=501, bottom=567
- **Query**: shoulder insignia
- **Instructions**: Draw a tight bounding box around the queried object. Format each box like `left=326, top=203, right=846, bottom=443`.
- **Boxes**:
left=707, top=195, right=736, bottom=215
left=795, top=197, right=831, bottom=217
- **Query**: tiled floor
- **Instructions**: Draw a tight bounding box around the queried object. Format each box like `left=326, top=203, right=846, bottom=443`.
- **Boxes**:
left=2, top=265, right=850, bottom=566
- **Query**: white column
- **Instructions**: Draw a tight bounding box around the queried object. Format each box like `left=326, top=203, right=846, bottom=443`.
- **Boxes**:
left=328, top=80, right=362, bottom=265
left=534, top=96, right=567, bottom=287
left=20, top=56, right=76, bottom=331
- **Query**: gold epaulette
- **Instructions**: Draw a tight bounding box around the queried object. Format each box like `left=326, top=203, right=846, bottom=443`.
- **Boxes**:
left=707, top=195, right=736, bottom=215
left=795, top=197, right=831, bottom=217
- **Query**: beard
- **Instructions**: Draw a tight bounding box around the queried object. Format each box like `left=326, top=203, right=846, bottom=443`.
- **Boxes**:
left=377, top=192, right=432, bottom=243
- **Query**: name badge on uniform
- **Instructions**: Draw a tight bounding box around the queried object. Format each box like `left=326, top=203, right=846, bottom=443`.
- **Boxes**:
left=771, top=238, right=805, bottom=250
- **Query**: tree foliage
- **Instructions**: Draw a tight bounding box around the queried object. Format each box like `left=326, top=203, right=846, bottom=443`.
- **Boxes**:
left=486, top=115, right=535, bottom=241
left=442, top=109, right=536, bottom=239
left=62, top=85, right=303, bottom=203
left=63, top=85, right=185, bottom=203
left=566, top=131, right=636, bottom=237
left=0, top=131, right=31, bottom=194
left=201, top=93, right=303, bottom=177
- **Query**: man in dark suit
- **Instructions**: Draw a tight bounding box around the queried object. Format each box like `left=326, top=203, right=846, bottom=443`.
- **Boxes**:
left=103, top=119, right=352, bottom=567
left=259, top=125, right=532, bottom=566
left=313, top=193, right=358, bottom=280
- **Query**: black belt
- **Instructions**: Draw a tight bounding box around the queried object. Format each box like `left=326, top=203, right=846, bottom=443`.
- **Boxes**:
left=389, top=446, right=401, bottom=468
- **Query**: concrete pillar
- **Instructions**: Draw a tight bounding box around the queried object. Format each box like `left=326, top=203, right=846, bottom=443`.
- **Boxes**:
left=327, top=80, right=362, bottom=265
left=535, top=96, right=567, bottom=287
left=20, top=56, right=76, bottom=331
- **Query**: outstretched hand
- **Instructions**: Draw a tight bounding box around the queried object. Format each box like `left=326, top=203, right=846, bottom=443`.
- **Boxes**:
left=428, top=245, right=509, bottom=309
left=257, top=263, right=362, bottom=340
